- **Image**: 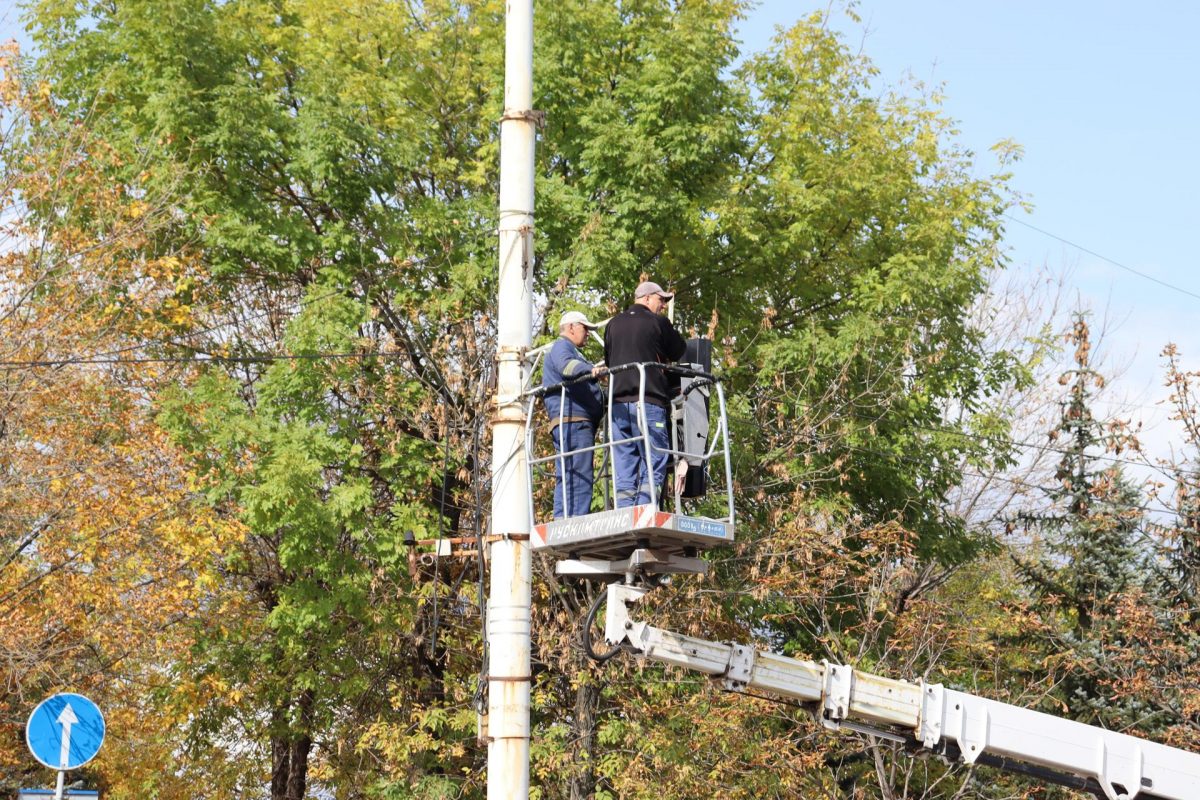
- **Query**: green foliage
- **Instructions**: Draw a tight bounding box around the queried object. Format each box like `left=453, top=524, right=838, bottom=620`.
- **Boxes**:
left=534, top=0, right=746, bottom=295
left=1013, top=315, right=1152, bottom=733
left=153, top=286, right=449, bottom=795
left=1017, top=316, right=1144, bottom=624
left=22, top=0, right=1039, bottom=797
left=727, top=20, right=1018, bottom=565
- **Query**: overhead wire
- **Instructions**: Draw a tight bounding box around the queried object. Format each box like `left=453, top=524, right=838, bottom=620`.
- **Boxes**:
left=0, top=349, right=403, bottom=369
left=5, top=219, right=1197, bottom=471
left=10, top=356, right=1192, bottom=528
left=471, top=358, right=492, bottom=718
left=1005, top=213, right=1200, bottom=303
left=9, top=351, right=1193, bottom=484
left=800, top=434, right=1184, bottom=520
left=735, top=407, right=1183, bottom=518
left=0, top=285, right=347, bottom=367
left=858, top=416, right=1185, bottom=480
left=722, top=399, right=1200, bottom=482
left=12, top=228, right=1199, bottom=566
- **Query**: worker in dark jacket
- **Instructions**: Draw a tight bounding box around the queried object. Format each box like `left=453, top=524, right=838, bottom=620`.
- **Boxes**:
left=543, top=311, right=604, bottom=518
left=603, top=281, right=687, bottom=507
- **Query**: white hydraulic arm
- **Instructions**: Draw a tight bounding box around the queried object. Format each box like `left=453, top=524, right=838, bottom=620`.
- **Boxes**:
left=603, top=584, right=1200, bottom=800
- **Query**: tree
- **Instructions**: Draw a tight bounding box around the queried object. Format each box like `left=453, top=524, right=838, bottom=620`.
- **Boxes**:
left=20, top=1, right=1032, bottom=797
left=1055, top=344, right=1200, bottom=755
left=0, top=44, right=230, bottom=795
left=1013, top=314, right=1151, bottom=732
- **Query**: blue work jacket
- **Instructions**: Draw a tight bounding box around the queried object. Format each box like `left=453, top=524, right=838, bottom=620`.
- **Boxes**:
left=543, top=337, right=604, bottom=424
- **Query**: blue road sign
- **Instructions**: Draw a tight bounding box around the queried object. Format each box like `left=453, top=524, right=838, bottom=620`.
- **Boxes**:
left=26, top=693, right=105, bottom=770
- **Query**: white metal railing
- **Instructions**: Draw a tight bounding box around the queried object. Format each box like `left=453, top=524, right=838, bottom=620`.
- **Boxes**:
left=524, top=362, right=734, bottom=527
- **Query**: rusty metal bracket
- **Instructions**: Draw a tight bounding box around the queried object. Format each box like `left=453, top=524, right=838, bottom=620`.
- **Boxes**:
left=518, top=223, right=533, bottom=280
left=496, top=344, right=529, bottom=362
left=487, top=533, right=530, bottom=543
left=499, top=108, right=546, bottom=128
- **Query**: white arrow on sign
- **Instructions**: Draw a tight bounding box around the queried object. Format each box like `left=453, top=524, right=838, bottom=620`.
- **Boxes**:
left=56, top=703, right=78, bottom=769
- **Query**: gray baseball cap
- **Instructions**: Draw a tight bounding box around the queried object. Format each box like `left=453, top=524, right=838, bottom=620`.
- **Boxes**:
left=559, top=310, right=599, bottom=329
left=634, top=280, right=674, bottom=300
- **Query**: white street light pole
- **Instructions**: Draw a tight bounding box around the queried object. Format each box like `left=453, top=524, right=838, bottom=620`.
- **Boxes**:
left=487, top=0, right=535, bottom=798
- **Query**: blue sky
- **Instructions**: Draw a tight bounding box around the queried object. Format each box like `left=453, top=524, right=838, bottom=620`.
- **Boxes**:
left=739, top=1, right=1200, bottom=463
left=739, top=2, right=1199, bottom=320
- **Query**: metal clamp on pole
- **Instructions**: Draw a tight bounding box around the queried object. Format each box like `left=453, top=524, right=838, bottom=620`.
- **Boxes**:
left=499, top=108, right=546, bottom=128
left=493, top=346, right=530, bottom=409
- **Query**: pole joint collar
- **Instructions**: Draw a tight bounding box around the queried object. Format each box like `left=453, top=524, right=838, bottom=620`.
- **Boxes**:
left=489, top=533, right=530, bottom=542
left=500, top=108, right=546, bottom=128
left=496, top=345, right=528, bottom=363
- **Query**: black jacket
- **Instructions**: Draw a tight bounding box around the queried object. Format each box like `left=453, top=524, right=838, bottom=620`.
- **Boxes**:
left=603, top=304, right=687, bottom=407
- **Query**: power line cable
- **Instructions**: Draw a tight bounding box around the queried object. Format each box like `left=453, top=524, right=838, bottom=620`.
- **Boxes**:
left=832, top=437, right=1181, bottom=519
left=471, top=359, right=492, bottom=717
left=0, top=350, right=401, bottom=369
left=0, top=285, right=347, bottom=367
left=1005, top=214, right=1200, bottom=302
left=725, top=405, right=1197, bottom=481
left=726, top=413, right=1186, bottom=518
left=429, top=418, right=451, bottom=661
left=831, top=427, right=1181, bottom=516
left=885, top=418, right=1177, bottom=480
left=9, top=354, right=1196, bottom=483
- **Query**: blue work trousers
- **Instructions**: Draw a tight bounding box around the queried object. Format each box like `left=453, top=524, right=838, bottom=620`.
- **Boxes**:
left=551, top=420, right=596, bottom=519
left=611, top=401, right=670, bottom=508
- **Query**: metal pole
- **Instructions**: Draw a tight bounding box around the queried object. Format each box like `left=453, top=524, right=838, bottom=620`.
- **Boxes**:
left=53, top=770, right=65, bottom=800
left=487, top=0, right=534, bottom=798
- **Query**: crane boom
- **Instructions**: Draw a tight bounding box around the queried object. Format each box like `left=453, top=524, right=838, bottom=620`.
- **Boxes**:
left=603, top=583, right=1200, bottom=800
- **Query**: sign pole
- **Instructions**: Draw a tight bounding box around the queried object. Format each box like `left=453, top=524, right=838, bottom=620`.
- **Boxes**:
left=486, top=0, right=535, bottom=797
left=54, top=702, right=78, bottom=800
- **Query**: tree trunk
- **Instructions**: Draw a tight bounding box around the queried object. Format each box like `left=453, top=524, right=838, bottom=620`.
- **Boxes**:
left=270, top=706, right=290, bottom=800
left=568, top=672, right=601, bottom=800
left=286, top=733, right=313, bottom=800
left=271, top=690, right=315, bottom=800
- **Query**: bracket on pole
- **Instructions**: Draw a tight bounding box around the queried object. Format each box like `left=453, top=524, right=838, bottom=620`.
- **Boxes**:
left=520, top=225, right=533, bottom=280
left=500, top=109, right=546, bottom=128
left=496, top=344, right=528, bottom=363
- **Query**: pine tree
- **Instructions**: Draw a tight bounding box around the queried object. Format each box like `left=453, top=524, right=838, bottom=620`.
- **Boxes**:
left=1016, top=314, right=1148, bottom=727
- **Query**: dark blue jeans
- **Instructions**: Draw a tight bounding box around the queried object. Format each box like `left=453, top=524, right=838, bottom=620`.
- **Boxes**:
left=611, top=401, right=669, bottom=508
left=551, top=420, right=596, bottom=518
